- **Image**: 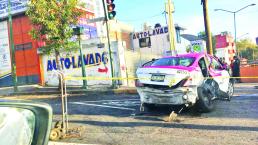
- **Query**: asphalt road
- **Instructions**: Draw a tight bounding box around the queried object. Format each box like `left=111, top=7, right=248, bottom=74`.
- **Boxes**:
left=29, top=83, right=258, bottom=145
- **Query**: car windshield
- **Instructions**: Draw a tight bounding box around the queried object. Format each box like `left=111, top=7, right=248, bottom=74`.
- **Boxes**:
left=151, top=57, right=195, bottom=67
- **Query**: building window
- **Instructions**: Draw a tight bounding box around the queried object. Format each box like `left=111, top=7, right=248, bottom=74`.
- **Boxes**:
left=23, top=43, right=32, bottom=50
left=176, top=29, right=181, bottom=44
left=15, top=44, right=24, bottom=51
left=139, top=37, right=151, bottom=48
left=15, top=42, right=32, bottom=51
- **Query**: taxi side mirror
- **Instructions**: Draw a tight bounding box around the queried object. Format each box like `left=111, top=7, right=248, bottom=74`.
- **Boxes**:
left=0, top=100, right=53, bottom=145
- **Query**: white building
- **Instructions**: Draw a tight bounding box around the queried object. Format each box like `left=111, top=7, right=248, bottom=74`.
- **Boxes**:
left=131, top=25, right=206, bottom=58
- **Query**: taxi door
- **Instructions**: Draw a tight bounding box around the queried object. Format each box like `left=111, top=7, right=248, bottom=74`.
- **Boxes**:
left=207, top=56, right=230, bottom=92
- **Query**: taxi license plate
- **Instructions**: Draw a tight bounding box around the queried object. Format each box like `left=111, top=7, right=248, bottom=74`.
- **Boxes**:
left=151, top=75, right=165, bottom=82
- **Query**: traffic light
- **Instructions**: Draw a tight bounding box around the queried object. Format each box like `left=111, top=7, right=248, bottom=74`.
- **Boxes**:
left=106, top=0, right=116, bottom=20
left=73, top=26, right=84, bottom=35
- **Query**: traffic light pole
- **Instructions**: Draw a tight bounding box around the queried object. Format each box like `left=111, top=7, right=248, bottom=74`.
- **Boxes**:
left=78, top=34, right=87, bottom=89
left=102, top=0, right=116, bottom=88
left=73, top=27, right=87, bottom=89
left=8, top=0, right=18, bottom=92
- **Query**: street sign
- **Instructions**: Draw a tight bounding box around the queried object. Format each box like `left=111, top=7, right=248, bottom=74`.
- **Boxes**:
left=256, top=37, right=258, bottom=45
left=0, top=21, right=12, bottom=79
left=86, top=17, right=105, bottom=23
left=190, top=40, right=206, bottom=53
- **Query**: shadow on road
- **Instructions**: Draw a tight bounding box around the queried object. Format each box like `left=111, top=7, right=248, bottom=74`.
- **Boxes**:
left=69, top=120, right=258, bottom=132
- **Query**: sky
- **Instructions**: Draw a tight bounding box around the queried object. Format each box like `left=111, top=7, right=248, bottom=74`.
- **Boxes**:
left=116, top=0, right=258, bottom=43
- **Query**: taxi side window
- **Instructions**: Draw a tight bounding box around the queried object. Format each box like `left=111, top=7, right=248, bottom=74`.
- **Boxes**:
left=209, top=57, right=222, bottom=70
left=198, top=57, right=208, bottom=77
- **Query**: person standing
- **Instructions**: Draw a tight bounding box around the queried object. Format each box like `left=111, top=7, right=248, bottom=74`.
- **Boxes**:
left=232, top=56, right=240, bottom=83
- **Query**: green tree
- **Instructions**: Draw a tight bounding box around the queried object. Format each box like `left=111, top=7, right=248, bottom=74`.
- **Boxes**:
left=197, top=31, right=216, bottom=55
left=26, top=0, right=83, bottom=70
left=236, top=39, right=258, bottom=60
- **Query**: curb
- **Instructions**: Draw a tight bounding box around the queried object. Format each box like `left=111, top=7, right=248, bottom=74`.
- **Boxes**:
left=3, top=88, right=138, bottom=97
left=113, top=88, right=137, bottom=94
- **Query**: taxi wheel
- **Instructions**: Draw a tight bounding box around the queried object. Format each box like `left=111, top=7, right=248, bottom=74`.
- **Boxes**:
left=196, top=87, right=215, bottom=113
left=144, top=103, right=156, bottom=111
left=227, top=81, right=234, bottom=101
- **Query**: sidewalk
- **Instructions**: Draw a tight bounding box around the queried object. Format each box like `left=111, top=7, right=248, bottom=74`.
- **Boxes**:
left=0, top=84, right=137, bottom=97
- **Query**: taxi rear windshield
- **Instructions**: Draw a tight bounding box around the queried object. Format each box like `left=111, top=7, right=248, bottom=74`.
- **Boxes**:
left=151, top=57, right=195, bottom=67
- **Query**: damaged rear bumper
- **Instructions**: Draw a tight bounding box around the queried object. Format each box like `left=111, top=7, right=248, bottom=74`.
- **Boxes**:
left=137, top=86, right=198, bottom=105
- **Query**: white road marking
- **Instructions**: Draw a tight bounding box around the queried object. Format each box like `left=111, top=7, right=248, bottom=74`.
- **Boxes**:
left=70, top=102, right=136, bottom=111
left=76, top=99, right=139, bottom=103
left=102, top=100, right=140, bottom=107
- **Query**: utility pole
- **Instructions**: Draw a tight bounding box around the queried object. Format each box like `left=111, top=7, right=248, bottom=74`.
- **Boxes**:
left=166, top=0, right=176, bottom=56
left=201, top=0, right=213, bottom=55
left=8, top=0, right=18, bottom=92
left=233, top=13, right=237, bottom=55
left=102, top=0, right=116, bottom=88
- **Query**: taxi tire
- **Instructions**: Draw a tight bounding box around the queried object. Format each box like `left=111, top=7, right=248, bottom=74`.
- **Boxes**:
left=196, top=87, right=215, bottom=113
left=144, top=103, right=156, bottom=111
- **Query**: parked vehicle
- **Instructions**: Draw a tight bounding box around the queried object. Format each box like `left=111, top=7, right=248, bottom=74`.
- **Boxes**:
left=136, top=52, right=234, bottom=112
